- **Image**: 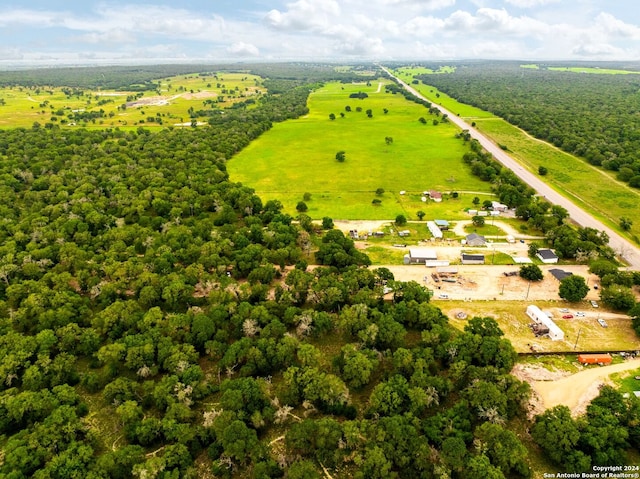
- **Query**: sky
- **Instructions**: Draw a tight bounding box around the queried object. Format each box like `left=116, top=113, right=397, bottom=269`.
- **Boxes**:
left=1, top=0, right=640, bottom=65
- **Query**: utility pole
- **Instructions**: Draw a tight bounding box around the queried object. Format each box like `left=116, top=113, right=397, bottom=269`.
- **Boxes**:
left=525, top=281, right=531, bottom=300
left=573, top=328, right=582, bottom=350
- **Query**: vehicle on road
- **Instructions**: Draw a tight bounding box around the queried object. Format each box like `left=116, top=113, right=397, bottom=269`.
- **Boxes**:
left=598, top=318, right=608, bottom=328
left=560, top=308, right=569, bottom=313
left=562, top=314, right=574, bottom=319
left=576, top=312, right=586, bottom=317
left=590, top=300, right=599, bottom=308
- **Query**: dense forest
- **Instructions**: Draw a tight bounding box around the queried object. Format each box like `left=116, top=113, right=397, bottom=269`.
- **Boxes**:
left=1, top=64, right=640, bottom=478
left=415, top=62, right=640, bottom=188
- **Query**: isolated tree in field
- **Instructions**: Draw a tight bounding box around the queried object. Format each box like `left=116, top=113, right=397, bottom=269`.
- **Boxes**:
left=620, top=217, right=633, bottom=231
left=375, top=188, right=385, bottom=196
left=296, top=201, right=308, bottom=213
left=416, top=210, right=425, bottom=221
left=372, top=199, right=382, bottom=206
left=335, top=151, right=346, bottom=163
left=329, top=113, right=336, bottom=121
left=472, top=196, right=480, bottom=206
left=345, top=105, right=351, bottom=112
left=383, top=108, right=388, bottom=114
left=303, top=192, right=312, bottom=201
left=451, top=191, right=459, bottom=198
left=418, top=117, right=427, bottom=124
left=385, top=136, right=393, bottom=145
left=538, top=166, right=548, bottom=176
left=356, top=106, right=362, bottom=112
left=395, top=215, right=407, bottom=226
left=366, top=109, right=373, bottom=118
left=519, top=264, right=543, bottom=281
left=558, top=275, right=589, bottom=302
left=472, top=215, right=485, bottom=227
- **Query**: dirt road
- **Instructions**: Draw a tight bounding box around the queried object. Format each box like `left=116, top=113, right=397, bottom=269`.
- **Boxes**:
left=531, top=359, right=640, bottom=415
left=381, top=66, right=640, bottom=270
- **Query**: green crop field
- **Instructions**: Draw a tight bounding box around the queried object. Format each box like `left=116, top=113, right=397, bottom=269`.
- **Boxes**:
left=0, top=72, right=264, bottom=129
left=548, top=66, right=640, bottom=75
left=228, top=80, right=492, bottom=219
left=391, top=66, right=640, bottom=241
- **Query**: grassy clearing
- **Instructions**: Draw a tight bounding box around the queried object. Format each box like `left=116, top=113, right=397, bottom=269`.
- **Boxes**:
left=0, top=72, right=264, bottom=129
left=548, top=66, right=640, bottom=75
left=462, top=223, right=506, bottom=236
left=611, top=367, right=640, bottom=394
left=390, top=66, right=640, bottom=242
left=517, top=354, right=582, bottom=374
left=441, top=300, right=640, bottom=353
left=228, top=80, right=491, bottom=219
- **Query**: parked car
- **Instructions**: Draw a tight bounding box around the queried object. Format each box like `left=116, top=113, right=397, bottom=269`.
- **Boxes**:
left=559, top=308, right=569, bottom=313
left=562, top=314, right=574, bottom=319
left=590, top=300, right=598, bottom=308
left=438, top=294, right=449, bottom=299
left=598, top=318, right=608, bottom=328
left=576, top=312, right=586, bottom=317
left=520, top=239, right=525, bottom=243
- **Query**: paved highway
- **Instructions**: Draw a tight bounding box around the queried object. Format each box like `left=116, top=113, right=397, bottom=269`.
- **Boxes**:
left=381, top=65, right=640, bottom=270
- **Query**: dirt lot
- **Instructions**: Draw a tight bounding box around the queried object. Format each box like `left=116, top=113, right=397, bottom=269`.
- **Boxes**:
left=525, top=359, right=640, bottom=416
left=382, top=264, right=601, bottom=302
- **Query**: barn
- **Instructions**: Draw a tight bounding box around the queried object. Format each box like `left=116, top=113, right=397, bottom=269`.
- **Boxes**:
left=403, top=248, right=438, bottom=265
left=537, top=249, right=559, bottom=264
left=465, top=233, right=486, bottom=247
left=461, top=253, right=485, bottom=265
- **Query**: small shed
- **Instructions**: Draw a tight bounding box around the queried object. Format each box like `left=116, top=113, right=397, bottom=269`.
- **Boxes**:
left=434, top=219, right=449, bottom=230
left=461, top=253, right=485, bottom=265
left=404, top=248, right=438, bottom=265
left=429, top=190, right=442, bottom=202
left=465, top=233, right=486, bottom=247
left=537, top=249, right=559, bottom=264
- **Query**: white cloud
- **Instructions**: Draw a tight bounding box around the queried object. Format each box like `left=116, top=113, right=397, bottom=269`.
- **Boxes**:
left=595, top=12, right=640, bottom=39
left=571, top=42, right=624, bottom=57
left=227, top=42, right=260, bottom=57
left=376, top=0, right=456, bottom=10
left=75, top=29, right=136, bottom=45
left=264, top=0, right=341, bottom=31
left=504, top=0, right=560, bottom=7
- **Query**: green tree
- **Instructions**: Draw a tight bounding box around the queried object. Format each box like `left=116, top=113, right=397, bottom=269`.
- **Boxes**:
left=303, top=192, right=312, bottom=201
left=296, top=201, right=308, bottom=213
left=559, top=275, right=590, bottom=302
left=329, top=113, right=336, bottom=120
left=519, top=264, right=543, bottom=281
left=375, top=188, right=385, bottom=196
left=416, top=210, right=425, bottom=221
left=473, top=196, right=480, bottom=206
left=385, top=136, right=393, bottom=145
left=472, top=215, right=485, bottom=227
left=538, top=166, right=548, bottom=175
left=395, top=215, right=407, bottom=226
left=620, top=217, right=633, bottom=231
left=335, top=151, right=346, bottom=162
left=321, top=217, right=334, bottom=229
left=601, top=285, right=636, bottom=311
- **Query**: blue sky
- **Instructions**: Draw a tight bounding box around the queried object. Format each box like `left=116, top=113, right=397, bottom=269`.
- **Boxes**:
left=1, top=0, right=639, bottom=65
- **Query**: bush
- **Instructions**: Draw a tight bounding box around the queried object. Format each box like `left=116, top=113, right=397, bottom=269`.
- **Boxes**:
left=395, top=214, right=407, bottom=226
left=296, top=201, right=308, bottom=213
left=519, top=264, right=543, bottom=281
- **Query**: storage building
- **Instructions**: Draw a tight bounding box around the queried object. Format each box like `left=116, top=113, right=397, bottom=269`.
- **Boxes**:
left=526, top=305, right=564, bottom=341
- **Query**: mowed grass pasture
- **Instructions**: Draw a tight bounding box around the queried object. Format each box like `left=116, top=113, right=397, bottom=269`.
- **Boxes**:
left=0, top=72, right=264, bottom=129
left=228, top=80, right=491, bottom=219
left=394, top=66, right=640, bottom=242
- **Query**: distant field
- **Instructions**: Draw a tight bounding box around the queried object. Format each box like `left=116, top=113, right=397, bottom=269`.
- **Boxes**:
left=548, top=66, right=640, bottom=75
left=0, top=72, right=264, bottom=129
left=228, top=80, right=491, bottom=219
left=391, top=66, right=640, bottom=241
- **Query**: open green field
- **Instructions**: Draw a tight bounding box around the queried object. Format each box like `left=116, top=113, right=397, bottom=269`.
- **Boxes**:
left=390, top=66, right=640, bottom=241
left=0, top=72, right=263, bottom=129
left=548, top=66, right=640, bottom=75
left=228, top=80, right=492, bottom=219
